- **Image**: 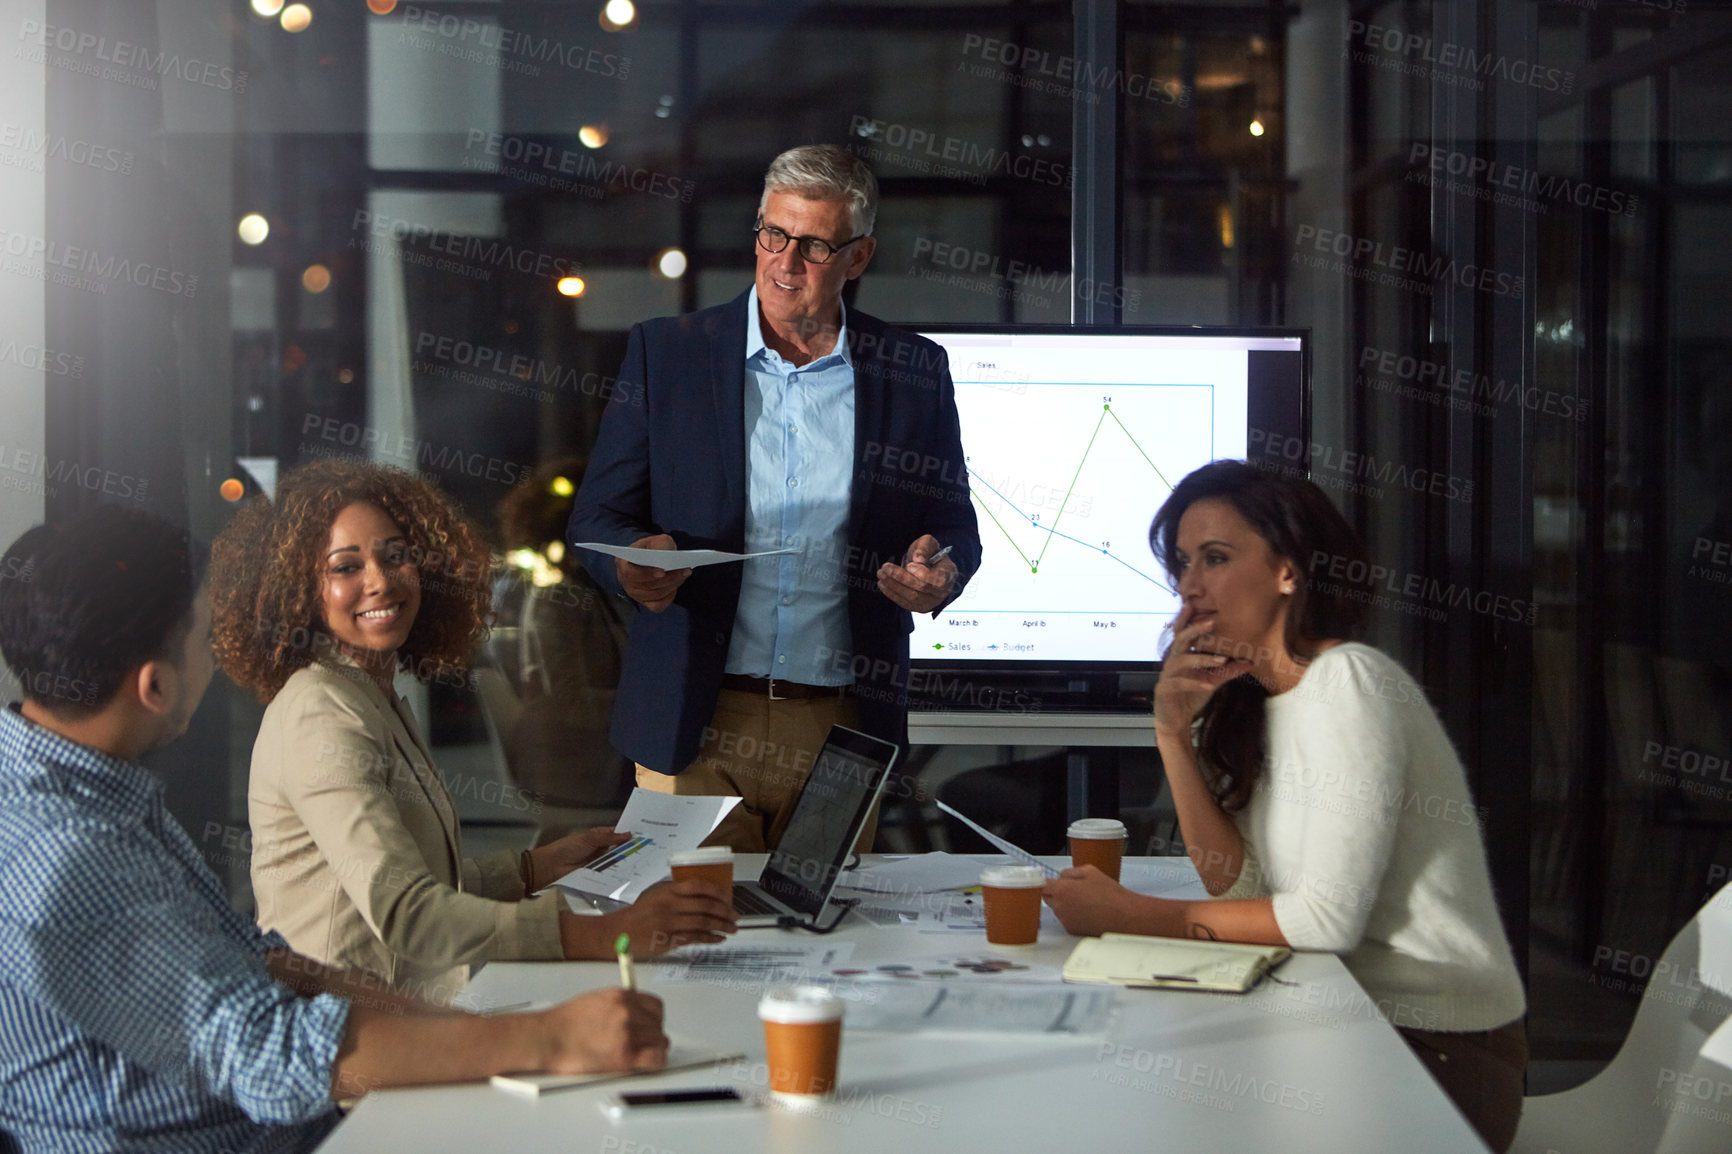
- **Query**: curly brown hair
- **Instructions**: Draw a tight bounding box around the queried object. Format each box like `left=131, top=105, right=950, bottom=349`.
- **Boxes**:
left=211, top=458, right=493, bottom=701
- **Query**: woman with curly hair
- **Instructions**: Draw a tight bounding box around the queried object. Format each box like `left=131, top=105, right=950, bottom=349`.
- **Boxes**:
left=212, top=459, right=735, bottom=1003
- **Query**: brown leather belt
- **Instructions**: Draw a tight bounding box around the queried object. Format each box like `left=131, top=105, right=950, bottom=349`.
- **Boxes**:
left=719, top=673, right=848, bottom=701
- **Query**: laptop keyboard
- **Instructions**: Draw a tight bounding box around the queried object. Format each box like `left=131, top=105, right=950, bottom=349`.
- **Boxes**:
left=732, top=886, right=780, bottom=916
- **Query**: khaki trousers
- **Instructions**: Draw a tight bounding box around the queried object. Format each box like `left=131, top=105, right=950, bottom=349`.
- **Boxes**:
left=635, top=689, right=874, bottom=854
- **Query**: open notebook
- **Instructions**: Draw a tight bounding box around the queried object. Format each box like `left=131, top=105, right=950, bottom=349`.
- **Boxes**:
left=1063, top=933, right=1291, bottom=993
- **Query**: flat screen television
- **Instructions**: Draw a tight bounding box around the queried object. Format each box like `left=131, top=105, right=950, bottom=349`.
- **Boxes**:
left=904, top=325, right=1308, bottom=709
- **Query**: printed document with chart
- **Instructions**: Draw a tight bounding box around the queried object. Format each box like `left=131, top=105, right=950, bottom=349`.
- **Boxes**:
left=549, top=789, right=739, bottom=903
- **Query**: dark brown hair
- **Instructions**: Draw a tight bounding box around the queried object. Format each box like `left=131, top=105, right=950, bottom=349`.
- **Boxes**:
left=211, top=458, right=492, bottom=701
left=0, top=507, right=206, bottom=717
left=1148, top=460, right=1371, bottom=812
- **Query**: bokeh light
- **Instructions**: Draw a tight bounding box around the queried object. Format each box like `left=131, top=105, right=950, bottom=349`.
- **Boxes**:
left=301, top=264, right=331, bottom=293
left=220, top=478, right=246, bottom=503
left=599, top=0, right=636, bottom=32
left=557, top=277, right=586, bottom=297
left=578, top=124, right=609, bottom=150
left=656, top=247, right=688, bottom=279
left=237, top=214, right=270, bottom=245
left=280, top=4, right=312, bottom=32
left=251, top=0, right=285, bottom=17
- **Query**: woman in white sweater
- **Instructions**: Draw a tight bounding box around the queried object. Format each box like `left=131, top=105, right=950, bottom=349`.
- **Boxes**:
left=1044, top=460, right=1526, bottom=1151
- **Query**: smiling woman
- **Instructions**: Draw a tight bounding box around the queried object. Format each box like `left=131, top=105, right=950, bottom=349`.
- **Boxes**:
left=317, top=500, right=424, bottom=694
left=210, top=458, right=490, bottom=702
left=208, top=459, right=737, bottom=1000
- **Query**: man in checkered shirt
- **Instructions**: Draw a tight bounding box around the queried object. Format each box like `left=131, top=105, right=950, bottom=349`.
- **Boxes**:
left=0, top=507, right=669, bottom=1153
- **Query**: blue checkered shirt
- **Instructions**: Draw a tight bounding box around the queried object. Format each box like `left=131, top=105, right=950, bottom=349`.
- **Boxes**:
left=0, top=704, right=350, bottom=1153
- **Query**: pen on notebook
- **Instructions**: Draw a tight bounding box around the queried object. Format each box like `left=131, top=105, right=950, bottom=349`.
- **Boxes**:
left=616, top=933, right=637, bottom=992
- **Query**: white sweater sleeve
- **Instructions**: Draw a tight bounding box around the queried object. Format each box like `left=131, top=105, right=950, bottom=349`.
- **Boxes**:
left=1259, top=651, right=1409, bottom=953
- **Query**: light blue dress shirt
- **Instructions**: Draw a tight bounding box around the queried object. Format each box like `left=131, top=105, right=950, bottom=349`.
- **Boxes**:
left=0, top=704, right=349, bottom=1154
left=725, top=286, right=856, bottom=685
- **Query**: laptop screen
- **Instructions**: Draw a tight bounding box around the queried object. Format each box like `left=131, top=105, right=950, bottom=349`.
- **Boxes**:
left=760, top=726, right=897, bottom=915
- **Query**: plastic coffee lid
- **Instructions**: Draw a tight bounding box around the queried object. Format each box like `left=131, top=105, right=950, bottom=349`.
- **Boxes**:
left=758, top=985, right=845, bottom=1024
left=980, top=865, right=1048, bottom=889
left=1067, top=818, right=1128, bottom=839
left=669, top=846, right=734, bottom=865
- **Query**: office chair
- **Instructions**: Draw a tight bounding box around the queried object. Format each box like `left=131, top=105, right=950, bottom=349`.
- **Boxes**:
left=1510, top=883, right=1732, bottom=1154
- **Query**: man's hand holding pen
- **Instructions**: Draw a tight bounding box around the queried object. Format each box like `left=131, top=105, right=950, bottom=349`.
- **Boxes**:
left=877, top=535, right=958, bottom=613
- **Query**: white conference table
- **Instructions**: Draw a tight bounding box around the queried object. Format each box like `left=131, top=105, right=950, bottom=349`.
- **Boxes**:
left=316, top=856, right=1491, bottom=1154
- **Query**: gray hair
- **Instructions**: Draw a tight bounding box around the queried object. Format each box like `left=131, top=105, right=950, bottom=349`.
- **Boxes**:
left=758, top=145, right=879, bottom=237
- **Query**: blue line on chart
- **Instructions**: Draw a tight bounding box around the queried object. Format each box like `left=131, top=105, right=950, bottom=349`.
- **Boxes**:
left=969, top=474, right=1172, bottom=593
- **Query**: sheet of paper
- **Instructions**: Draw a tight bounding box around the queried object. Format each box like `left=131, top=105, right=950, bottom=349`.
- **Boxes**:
left=836, top=852, right=991, bottom=896
left=550, top=790, right=739, bottom=903
left=934, top=801, right=1060, bottom=877
left=650, top=941, right=856, bottom=985
left=841, top=984, right=1116, bottom=1035
left=574, top=541, right=798, bottom=569
left=824, top=951, right=1064, bottom=986
left=1118, top=860, right=1210, bottom=901
left=490, top=1042, right=743, bottom=1097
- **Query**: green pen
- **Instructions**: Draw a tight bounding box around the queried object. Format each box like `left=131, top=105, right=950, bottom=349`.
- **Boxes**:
left=615, top=933, right=637, bottom=992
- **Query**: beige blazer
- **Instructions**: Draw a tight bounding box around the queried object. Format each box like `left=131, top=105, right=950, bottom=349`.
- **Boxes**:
left=249, top=654, right=562, bottom=1003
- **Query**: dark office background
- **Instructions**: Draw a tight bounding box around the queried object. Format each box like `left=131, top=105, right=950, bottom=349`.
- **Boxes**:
left=3, top=0, right=1729, bottom=1091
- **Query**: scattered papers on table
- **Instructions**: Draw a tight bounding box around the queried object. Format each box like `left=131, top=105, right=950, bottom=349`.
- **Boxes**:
left=550, top=790, right=739, bottom=903
left=846, top=888, right=985, bottom=930
left=650, top=941, right=856, bottom=985
left=841, top=984, right=1117, bottom=1035
left=825, top=953, right=1064, bottom=985
left=573, top=542, right=798, bottom=569
left=837, top=852, right=992, bottom=895
left=934, top=801, right=1060, bottom=877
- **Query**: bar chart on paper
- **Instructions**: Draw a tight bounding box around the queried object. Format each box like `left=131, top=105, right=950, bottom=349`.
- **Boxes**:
left=913, top=336, right=1251, bottom=664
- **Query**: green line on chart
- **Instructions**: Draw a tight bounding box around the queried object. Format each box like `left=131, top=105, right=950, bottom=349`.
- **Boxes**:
left=1103, top=405, right=1173, bottom=493
left=1032, top=408, right=1108, bottom=570
left=970, top=488, right=1036, bottom=571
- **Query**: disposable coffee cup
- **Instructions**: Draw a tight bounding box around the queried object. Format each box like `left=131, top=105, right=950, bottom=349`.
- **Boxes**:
left=980, top=865, right=1047, bottom=946
left=758, top=986, right=844, bottom=1101
left=1067, top=818, right=1128, bottom=881
left=669, top=846, right=735, bottom=893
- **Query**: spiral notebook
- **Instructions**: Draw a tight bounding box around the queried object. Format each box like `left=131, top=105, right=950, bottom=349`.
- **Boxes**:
left=1062, top=933, right=1291, bottom=993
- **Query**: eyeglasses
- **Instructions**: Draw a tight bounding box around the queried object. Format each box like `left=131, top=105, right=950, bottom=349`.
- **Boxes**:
left=754, top=219, right=868, bottom=265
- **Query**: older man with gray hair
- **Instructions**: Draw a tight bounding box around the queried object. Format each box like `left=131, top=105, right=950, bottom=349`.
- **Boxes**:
left=570, top=144, right=982, bottom=853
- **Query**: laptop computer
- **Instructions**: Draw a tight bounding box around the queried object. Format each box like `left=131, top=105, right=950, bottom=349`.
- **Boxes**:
left=733, top=724, right=899, bottom=930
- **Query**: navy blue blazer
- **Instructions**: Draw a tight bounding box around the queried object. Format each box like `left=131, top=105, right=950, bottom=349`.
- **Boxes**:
left=568, top=289, right=982, bottom=775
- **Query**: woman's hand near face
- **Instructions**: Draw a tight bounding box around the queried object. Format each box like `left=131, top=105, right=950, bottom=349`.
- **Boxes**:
left=1154, top=603, right=1253, bottom=740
